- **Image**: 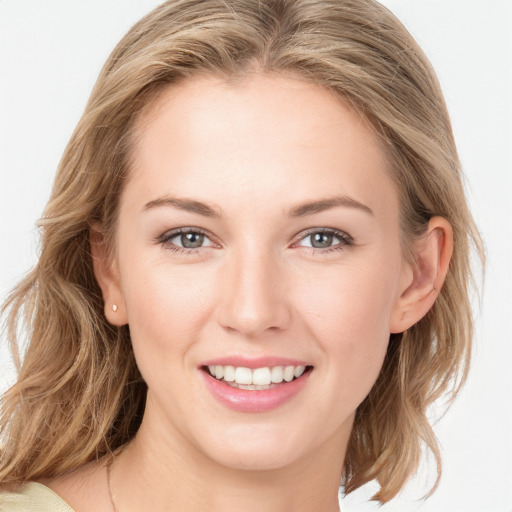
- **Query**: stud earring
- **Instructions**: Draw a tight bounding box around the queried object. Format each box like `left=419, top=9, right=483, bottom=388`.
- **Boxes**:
left=112, top=304, right=118, bottom=312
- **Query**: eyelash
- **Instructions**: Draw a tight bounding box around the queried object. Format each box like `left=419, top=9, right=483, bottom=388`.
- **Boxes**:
left=156, top=227, right=354, bottom=256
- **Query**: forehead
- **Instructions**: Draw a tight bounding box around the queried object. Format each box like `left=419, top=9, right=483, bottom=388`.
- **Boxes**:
left=125, top=73, right=398, bottom=222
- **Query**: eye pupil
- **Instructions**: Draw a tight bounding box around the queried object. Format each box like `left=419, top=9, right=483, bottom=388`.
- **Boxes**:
left=181, top=232, right=204, bottom=248
left=311, top=232, right=333, bottom=248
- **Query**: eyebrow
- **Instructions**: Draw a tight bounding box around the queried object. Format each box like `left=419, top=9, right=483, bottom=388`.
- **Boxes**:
left=143, top=194, right=373, bottom=218
left=144, top=197, right=222, bottom=218
left=288, top=195, right=373, bottom=217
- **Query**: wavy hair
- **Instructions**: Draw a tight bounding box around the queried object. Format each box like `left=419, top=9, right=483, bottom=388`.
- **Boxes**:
left=0, top=0, right=483, bottom=502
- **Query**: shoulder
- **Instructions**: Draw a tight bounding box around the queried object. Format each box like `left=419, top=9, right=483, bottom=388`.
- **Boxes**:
left=0, top=482, right=74, bottom=512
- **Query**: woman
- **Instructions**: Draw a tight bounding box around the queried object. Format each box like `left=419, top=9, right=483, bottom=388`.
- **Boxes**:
left=0, top=0, right=483, bottom=510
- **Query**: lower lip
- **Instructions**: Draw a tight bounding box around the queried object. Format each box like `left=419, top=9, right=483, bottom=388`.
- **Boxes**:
left=200, top=369, right=312, bottom=413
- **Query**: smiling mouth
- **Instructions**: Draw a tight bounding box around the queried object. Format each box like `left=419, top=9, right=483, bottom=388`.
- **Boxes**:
left=202, top=364, right=314, bottom=390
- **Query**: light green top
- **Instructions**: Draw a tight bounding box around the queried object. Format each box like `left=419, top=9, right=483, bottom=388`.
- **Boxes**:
left=0, top=482, right=74, bottom=512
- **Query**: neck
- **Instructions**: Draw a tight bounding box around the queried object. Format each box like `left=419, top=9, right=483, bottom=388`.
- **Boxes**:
left=112, top=398, right=349, bottom=512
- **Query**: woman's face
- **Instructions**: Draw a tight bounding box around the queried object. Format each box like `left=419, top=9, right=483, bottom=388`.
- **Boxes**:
left=109, top=73, right=412, bottom=471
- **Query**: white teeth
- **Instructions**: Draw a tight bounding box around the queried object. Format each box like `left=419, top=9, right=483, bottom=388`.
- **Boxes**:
left=229, top=382, right=276, bottom=390
left=283, top=366, right=295, bottom=382
left=294, top=366, right=306, bottom=378
left=223, top=365, right=235, bottom=382
left=224, top=366, right=235, bottom=382
left=215, top=365, right=224, bottom=379
left=271, top=366, right=284, bottom=383
left=234, top=367, right=253, bottom=385
left=206, top=364, right=310, bottom=386
left=253, top=367, right=272, bottom=386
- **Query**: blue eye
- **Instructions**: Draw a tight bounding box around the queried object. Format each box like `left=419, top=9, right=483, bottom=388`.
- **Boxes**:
left=296, top=229, right=353, bottom=253
left=174, top=231, right=205, bottom=249
left=157, top=227, right=353, bottom=256
left=158, top=228, right=216, bottom=253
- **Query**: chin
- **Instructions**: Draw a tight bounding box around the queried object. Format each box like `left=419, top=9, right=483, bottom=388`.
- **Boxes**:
left=207, top=444, right=301, bottom=472
left=192, top=420, right=323, bottom=472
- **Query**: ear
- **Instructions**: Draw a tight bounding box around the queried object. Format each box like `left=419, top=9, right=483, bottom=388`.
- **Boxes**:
left=390, top=216, right=453, bottom=334
left=90, top=224, right=128, bottom=326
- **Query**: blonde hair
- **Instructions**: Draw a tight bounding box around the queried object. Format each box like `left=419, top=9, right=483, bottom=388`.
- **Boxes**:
left=0, top=0, right=483, bottom=502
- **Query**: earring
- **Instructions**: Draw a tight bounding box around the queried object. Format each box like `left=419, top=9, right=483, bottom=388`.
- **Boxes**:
left=112, top=304, right=118, bottom=312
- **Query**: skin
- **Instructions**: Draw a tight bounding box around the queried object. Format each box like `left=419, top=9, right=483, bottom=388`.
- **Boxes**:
left=46, top=73, right=452, bottom=512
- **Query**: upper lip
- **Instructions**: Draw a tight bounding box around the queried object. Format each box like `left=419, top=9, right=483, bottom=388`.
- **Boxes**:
left=200, top=356, right=311, bottom=369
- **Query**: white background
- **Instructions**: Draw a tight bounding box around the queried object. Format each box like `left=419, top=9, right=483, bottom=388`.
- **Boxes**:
left=0, top=1, right=511, bottom=510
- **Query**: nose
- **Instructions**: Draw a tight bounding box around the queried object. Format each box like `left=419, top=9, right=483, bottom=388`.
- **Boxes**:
left=216, top=246, right=292, bottom=338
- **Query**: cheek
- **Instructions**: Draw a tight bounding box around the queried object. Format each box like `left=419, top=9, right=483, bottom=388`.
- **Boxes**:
left=298, top=257, right=398, bottom=341
left=117, top=251, right=217, bottom=377
left=296, top=255, right=400, bottom=401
